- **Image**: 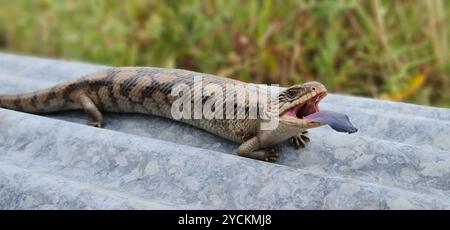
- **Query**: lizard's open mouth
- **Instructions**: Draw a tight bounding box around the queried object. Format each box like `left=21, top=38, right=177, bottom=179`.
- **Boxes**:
left=280, top=92, right=327, bottom=119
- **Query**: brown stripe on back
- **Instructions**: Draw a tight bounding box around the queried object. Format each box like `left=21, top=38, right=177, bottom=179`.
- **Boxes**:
left=129, top=75, right=152, bottom=104
left=151, top=90, right=172, bottom=115
left=84, top=70, right=109, bottom=108
left=111, top=69, right=139, bottom=112
left=19, top=93, right=34, bottom=111
left=29, top=93, right=38, bottom=109
left=119, top=75, right=140, bottom=101
left=13, top=96, right=24, bottom=111
left=97, top=86, right=114, bottom=111
left=103, top=69, right=120, bottom=109
left=43, top=90, right=57, bottom=106
left=36, top=91, right=48, bottom=106
left=62, top=82, right=83, bottom=103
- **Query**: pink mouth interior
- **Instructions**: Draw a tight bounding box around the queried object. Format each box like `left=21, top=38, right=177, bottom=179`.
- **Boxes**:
left=282, top=93, right=324, bottom=119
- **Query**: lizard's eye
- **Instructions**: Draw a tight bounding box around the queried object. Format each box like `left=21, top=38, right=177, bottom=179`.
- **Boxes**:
left=287, top=90, right=297, bottom=98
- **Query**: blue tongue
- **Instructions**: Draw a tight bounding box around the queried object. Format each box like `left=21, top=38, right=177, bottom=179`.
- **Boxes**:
left=305, top=110, right=358, bottom=134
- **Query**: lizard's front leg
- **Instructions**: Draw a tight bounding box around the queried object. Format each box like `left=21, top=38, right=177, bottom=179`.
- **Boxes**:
left=237, top=136, right=278, bottom=162
left=289, top=131, right=310, bottom=149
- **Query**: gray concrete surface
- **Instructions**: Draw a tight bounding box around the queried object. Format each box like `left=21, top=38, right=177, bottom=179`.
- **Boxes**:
left=0, top=53, right=449, bottom=209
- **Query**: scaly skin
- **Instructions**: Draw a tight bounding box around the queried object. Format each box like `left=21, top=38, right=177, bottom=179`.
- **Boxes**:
left=0, top=67, right=327, bottom=162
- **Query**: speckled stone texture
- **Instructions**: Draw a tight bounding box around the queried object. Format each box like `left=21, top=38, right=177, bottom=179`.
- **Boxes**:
left=0, top=53, right=449, bottom=209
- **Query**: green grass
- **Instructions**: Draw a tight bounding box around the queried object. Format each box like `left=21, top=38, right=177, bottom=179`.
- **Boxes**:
left=0, top=0, right=449, bottom=107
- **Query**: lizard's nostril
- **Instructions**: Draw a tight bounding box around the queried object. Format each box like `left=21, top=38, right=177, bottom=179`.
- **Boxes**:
left=312, top=87, right=316, bottom=91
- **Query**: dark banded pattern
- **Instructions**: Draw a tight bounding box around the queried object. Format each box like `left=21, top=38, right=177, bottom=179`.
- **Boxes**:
left=0, top=67, right=269, bottom=142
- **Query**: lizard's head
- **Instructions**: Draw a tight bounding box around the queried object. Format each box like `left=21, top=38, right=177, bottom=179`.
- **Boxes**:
left=278, top=81, right=327, bottom=128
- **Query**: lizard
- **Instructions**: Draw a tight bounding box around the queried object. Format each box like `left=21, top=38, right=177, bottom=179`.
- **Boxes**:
left=0, top=67, right=330, bottom=162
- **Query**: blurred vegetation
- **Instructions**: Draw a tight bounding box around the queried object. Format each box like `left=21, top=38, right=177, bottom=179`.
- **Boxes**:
left=0, top=0, right=448, bottom=107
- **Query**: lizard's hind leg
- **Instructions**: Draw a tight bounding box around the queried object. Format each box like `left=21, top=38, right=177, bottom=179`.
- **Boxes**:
left=237, top=136, right=278, bottom=162
left=78, top=94, right=103, bottom=128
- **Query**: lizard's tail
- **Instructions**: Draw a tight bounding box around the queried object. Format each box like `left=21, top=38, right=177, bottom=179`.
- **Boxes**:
left=0, top=87, right=75, bottom=113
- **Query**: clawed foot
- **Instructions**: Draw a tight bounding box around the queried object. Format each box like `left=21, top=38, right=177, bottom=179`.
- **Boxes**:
left=87, top=121, right=102, bottom=128
left=237, top=137, right=279, bottom=162
left=263, top=148, right=278, bottom=162
left=290, top=131, right=310, bottom=149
